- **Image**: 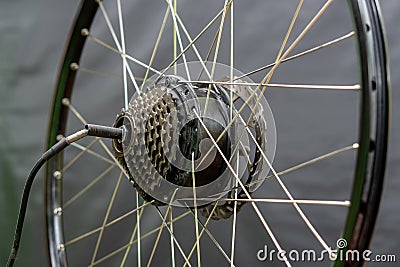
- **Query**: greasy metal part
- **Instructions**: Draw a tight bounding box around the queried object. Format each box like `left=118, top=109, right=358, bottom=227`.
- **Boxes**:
left=125, top=84, right=179, bottom=201
left=113, top=76, right=201, bottom=203
left=112, top=75, right=268, bottom=220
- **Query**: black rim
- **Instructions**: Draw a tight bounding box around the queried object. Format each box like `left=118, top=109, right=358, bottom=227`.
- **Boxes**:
left=44, top=1, right=98, bottom=266
left=336, top=1, right=389, bottom=266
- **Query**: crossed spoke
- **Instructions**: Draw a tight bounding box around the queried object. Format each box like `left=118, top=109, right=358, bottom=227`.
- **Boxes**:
left=89, top=171, right=123, bottom=266
left=166, top=0, right=191, bottom=80
left=153, top=206, right=193, bottom=267
left=192, top=0, right=337, bottom=182
left=193, top=108, right=292, bottom=266
left=157, top=0, right=235, bottom=79
left=97, top=0, right=140, bottom=107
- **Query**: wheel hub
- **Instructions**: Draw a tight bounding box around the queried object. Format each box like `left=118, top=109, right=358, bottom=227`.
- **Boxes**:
left=112, top=62, right=276, bottom=219
left=113, top=75, right=233, bottom=206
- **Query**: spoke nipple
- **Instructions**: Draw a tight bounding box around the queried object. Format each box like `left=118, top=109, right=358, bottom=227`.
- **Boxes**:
left=62, top=98, right=70, bottom=106
left=57, top=244, right=65, bottom=251
left=53, top=171, right=62, bottom=180
left=54, top=207, right=63, bottom=216
left=56, top=134, right=64, bottom=141
left=70, top=62, right=79, bottom=71
left=81, top=28, right=90, bottom=37
left=352, top=143, right=359, bottom=149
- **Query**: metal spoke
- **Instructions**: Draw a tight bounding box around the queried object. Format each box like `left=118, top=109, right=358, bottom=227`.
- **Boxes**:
left=181, top=80, right=361, bottom=90
left=84, top=32, right=163, bottom=78
left=62, top=98, right=87, bottom=125
left=240, top=0, right=334, bottom=151
left=188, top=209, right=236, bottom=266
left=119, top=193, right=143, bottom=267
left=193, top=109, right=291, bottom=266
left=147, top=191, right=178, bottom=267
left=68, top=141, right=115, bottom=167
left=225, top=0, right=304, bottom=169
left=63, top=99, right=131, bottom=178
left=175, top=11, right=212, bottom=80
left=173, top=0, right=177, bottom=75
left=191, top=0, right=335, bottom=176
left=116, top=0, right=129, bottom=108
left=169, top=209, right=176, bottom=267
left=135, top=192, right=142, bottom=267
left=154, top=207, right=192, bottom=267
left=196, top=24, right=220, bottom=81
left=198, top=143, right=359, bottom=199
left=146, top=209, right=170, bottom=267
left=180, top=198, right=351, bottom=207
left=276, top=0, right=304, bottom=61
left=189, top=0, right=303, bottom=182
left=141, top=6, right=170, bottom=89
left=90, top=210, right=191, bottom=266
left=204, top=0, right=231, bottom=115
left=63, top=138, right=100, bottom=171
left=71, top=63, right=123, bottom=79
left=183, top=202, right=220, bottom=267
left=230, top=152, right=239, bottom=267
left=97, top=0, right=121, bottom=51
left=63, top=165, right=116, bottom=209
left=64, top=201, right=151, bottom=248
left=125, top=54, right=164, bottom=76
left=158, top=0, right=234, bottom=79
left=119, top=210, right=140, bottom=266
left=234, top=31, right=355, bottom=81
left=192, top=153, right=201, bottom=267
left=89, top=171, right=123, bottom=266
left=64, top=105, right=128, bottom=180
left=166, top=0, right=191, bottom=80
left=230, top=1, right=234, bottom=121
left=237, top=114, right=333, bottom=255
left=92, top=207, right=145, bottom=267
left=245, top=143, right=359, bottom=189
left=97, top=0, right=141, bottom=96
left=85, top=32, right=120, bottom=54
left=228, top=199, right=351, bottom=206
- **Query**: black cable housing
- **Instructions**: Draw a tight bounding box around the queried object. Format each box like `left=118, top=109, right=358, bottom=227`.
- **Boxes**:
left=6, top=125, right=123, bottom=267
left=6, top=139, right=69, bottom=267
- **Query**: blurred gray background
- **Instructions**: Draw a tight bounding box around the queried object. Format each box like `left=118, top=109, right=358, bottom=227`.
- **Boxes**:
left=0, top=0, right=399, bottom=266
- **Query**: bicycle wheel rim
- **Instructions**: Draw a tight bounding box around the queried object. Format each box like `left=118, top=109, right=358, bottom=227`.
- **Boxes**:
left=337, top=1, right=389, bottom=266
left=43, top=1, right=390, bottom=266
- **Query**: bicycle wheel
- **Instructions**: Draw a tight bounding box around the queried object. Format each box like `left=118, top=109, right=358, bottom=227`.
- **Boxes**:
left=44, top=0, right=389, bottom=266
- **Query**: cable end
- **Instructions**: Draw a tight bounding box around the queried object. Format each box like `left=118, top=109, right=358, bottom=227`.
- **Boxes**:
left=85, top=124, right=124, bottom=140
